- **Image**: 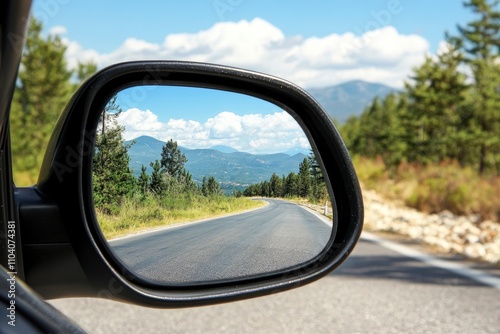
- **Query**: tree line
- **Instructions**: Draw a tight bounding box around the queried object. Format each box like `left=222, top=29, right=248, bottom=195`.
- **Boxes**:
left=242, top=153, right=329, bottom=203
left=341, top=0, right=500, bottom=175
left=92, top=100, right=223, bottom=214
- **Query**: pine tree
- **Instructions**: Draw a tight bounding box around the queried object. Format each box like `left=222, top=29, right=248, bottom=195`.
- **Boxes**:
left=269, top=173, right=283, bottom=197
left=378, top=93, right=408, bottom=169
left=93, top=96, right=135, bottom=213
left=138, top=165, right=149, bottom=194
left=178, top=169, right=197, bottom=192
left=10, top=17, right=73, bottom=183
left=284, top=172, right=299, bottom=197
left=298, top=158, right=311, bottom=198
left=202, top=176, right=222, bottom=197
left=160, top=139, right=188, bottom=179
left=149, top=160, right=164, bottom=195
left=74, top=61, right=98, bottom=89
left=450, top=0, right=500, bottom=174
left=10, top=17, right=98, bottom=185
left=404, top=46, right=468, bottom=164
left=308, top=152, right=327, bottom=201
left=359, top=97, right=384, bottom=158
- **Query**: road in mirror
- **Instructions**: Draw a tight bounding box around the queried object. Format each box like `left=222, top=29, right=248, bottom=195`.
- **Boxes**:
left=93, top=85, right=335, bottom=284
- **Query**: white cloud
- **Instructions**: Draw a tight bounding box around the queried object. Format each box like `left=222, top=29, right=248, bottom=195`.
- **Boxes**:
left=63, top=39, right=101, bottom=69
left=117, top=108, right=310, bottom=154
left=55, top=18, right=430, bottom=88
left=48, top=25, right=67, bottom=36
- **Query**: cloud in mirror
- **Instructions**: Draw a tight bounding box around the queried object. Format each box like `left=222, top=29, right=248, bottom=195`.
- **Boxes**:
left=115, top=86, right=311, bottom=155
left=93, top=85, right=334, bottom=285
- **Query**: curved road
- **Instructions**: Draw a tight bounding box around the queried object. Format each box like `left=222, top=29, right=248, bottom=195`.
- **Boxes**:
left=109, top=199, right=332, bottom=283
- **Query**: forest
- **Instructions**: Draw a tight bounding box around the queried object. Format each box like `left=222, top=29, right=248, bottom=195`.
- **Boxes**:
left=339, top=0, right=499, bottom=221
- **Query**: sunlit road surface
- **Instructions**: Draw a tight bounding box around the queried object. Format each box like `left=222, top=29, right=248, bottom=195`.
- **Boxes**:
left=50, top=231, right=500, bottom=333
left=109, top=199, right=331, bottom=283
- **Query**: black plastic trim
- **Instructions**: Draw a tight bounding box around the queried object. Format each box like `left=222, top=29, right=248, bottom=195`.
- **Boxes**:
left=32, top=61, right=363, bottom=307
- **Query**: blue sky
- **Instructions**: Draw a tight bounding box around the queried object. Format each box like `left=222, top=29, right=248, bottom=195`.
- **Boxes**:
left=114, top=86, right=310, bottom=153
left=34, top=0, right=474, bottom=55
left=31, top=0, right=482, bottom=152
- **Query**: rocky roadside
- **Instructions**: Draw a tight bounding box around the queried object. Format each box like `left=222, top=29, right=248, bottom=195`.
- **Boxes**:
left=363, top=189, right=500, bottom=265
left=302, top=189, right=500, bottom=265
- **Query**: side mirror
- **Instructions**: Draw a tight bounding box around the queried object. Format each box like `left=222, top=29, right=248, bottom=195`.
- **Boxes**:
left=24, top=61, right=363, bottom=307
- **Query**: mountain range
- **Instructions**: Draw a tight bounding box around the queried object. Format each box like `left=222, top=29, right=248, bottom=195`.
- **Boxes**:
left=308, top=80, right=396, bottom=123
left=125, top=80, right=395, bottom=192
left=126, top=136, right=307, bottom=193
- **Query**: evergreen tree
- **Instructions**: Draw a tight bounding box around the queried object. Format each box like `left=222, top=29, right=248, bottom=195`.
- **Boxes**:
left=378, top=93, right=408, bottom=169
left=269, top=173, right=283, bottom=197
left=450, top=0, right=500, bottom=174
left=93, top=97, right=135, bottom=213
left=340, top=115, right=362, bottom=155
left=74, top=61, right=98, bottom=89
left=284, top=172, right=299, bottom=197
left=308, top=152, right=327, bottom=201
left=10, top=17, right=98, bottom=185
left=149, top=160, right=164, bottom=195
left=202, top=176, right=222, bottom=197
left=261, top=180, right=271, bottom=198
left=138, top=165, right=149, bottom=194
left=178, top=169, right=197, bottom=192
left=359, top=97, right=383, bottom=158
left=10, top=17, right=73, bottom=183
left=404, top=46, right=468, bottom=164
left=160, top=139, right=188, bottom=179
left=298, top=158, right=311, bottom=198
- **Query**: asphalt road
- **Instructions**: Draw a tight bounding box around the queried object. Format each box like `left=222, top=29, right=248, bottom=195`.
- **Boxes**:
left=49, top=230, right=500, bottom=334
left=109, top=199, right=332, bottom=283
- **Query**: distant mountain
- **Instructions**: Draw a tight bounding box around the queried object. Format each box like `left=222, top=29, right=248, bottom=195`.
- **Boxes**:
left=126, top=136, right=307, bottom=193
left=308, top=80, right=397, bottom=123
left=283, top=147, right=311, bottom=156
left=209, top=145, right=238, bottom=154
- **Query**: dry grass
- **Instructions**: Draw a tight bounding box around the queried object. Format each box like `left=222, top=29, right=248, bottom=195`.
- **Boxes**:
left=353, top=156, right=500, bottom=222
left=96, top=194, right=266, bottom=239
left=13, top=170, right=37, bottom=186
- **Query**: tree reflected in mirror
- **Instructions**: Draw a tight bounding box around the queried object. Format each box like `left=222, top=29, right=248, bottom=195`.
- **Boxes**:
left=92, top=86, right=335, bottom=284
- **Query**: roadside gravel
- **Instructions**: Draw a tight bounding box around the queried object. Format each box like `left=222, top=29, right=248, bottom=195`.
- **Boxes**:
left=362, top=189, right=500, bottom=264
left=302, top=189, right=500, bottom=265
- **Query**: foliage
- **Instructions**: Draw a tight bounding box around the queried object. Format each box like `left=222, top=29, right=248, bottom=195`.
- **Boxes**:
left=138, top=165, right=149, bottom=194
left=160, top=139, right=188, bottom=178
left=449, top=0, right=500, bottom=174
left=149, top=160, right=165, bottom=195
left=404, top=47, right=468, bottom=164
left=92, top=96, right=135, bottom=214
left=201, top=176, right=223, bottom=197
left=243, top=152, right=330, bottom=203
left=341, top=0, right=499, bottom=176
left=11, top=17, right=97, bottom=185
left=10, top=17, right=72, bottom=183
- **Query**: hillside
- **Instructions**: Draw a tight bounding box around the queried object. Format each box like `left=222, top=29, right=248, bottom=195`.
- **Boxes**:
left=308, top=80, right=396, bottom=123
left=126, top=136, right=307, bottom=193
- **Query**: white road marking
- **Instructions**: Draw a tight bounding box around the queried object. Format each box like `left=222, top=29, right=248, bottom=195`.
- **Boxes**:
left=361, top=231, right=500, bottom=290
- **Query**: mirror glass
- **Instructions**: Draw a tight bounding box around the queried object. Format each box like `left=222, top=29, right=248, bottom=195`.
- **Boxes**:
left=92, top=85, right=335, bottom=284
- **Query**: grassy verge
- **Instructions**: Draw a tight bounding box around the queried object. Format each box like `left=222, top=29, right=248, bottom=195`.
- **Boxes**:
left=96, top=194, right=266, bottom=239
left=286, top=197, right=334, bottom=220
left=353, top=156, right=500, bottom=222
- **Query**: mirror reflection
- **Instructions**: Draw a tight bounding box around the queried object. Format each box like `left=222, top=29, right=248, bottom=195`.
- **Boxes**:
left=92, top=85, right=334, bottom=284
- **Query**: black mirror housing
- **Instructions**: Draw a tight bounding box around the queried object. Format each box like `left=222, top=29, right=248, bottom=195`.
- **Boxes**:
left=24, top=61, right=363, bottom=307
